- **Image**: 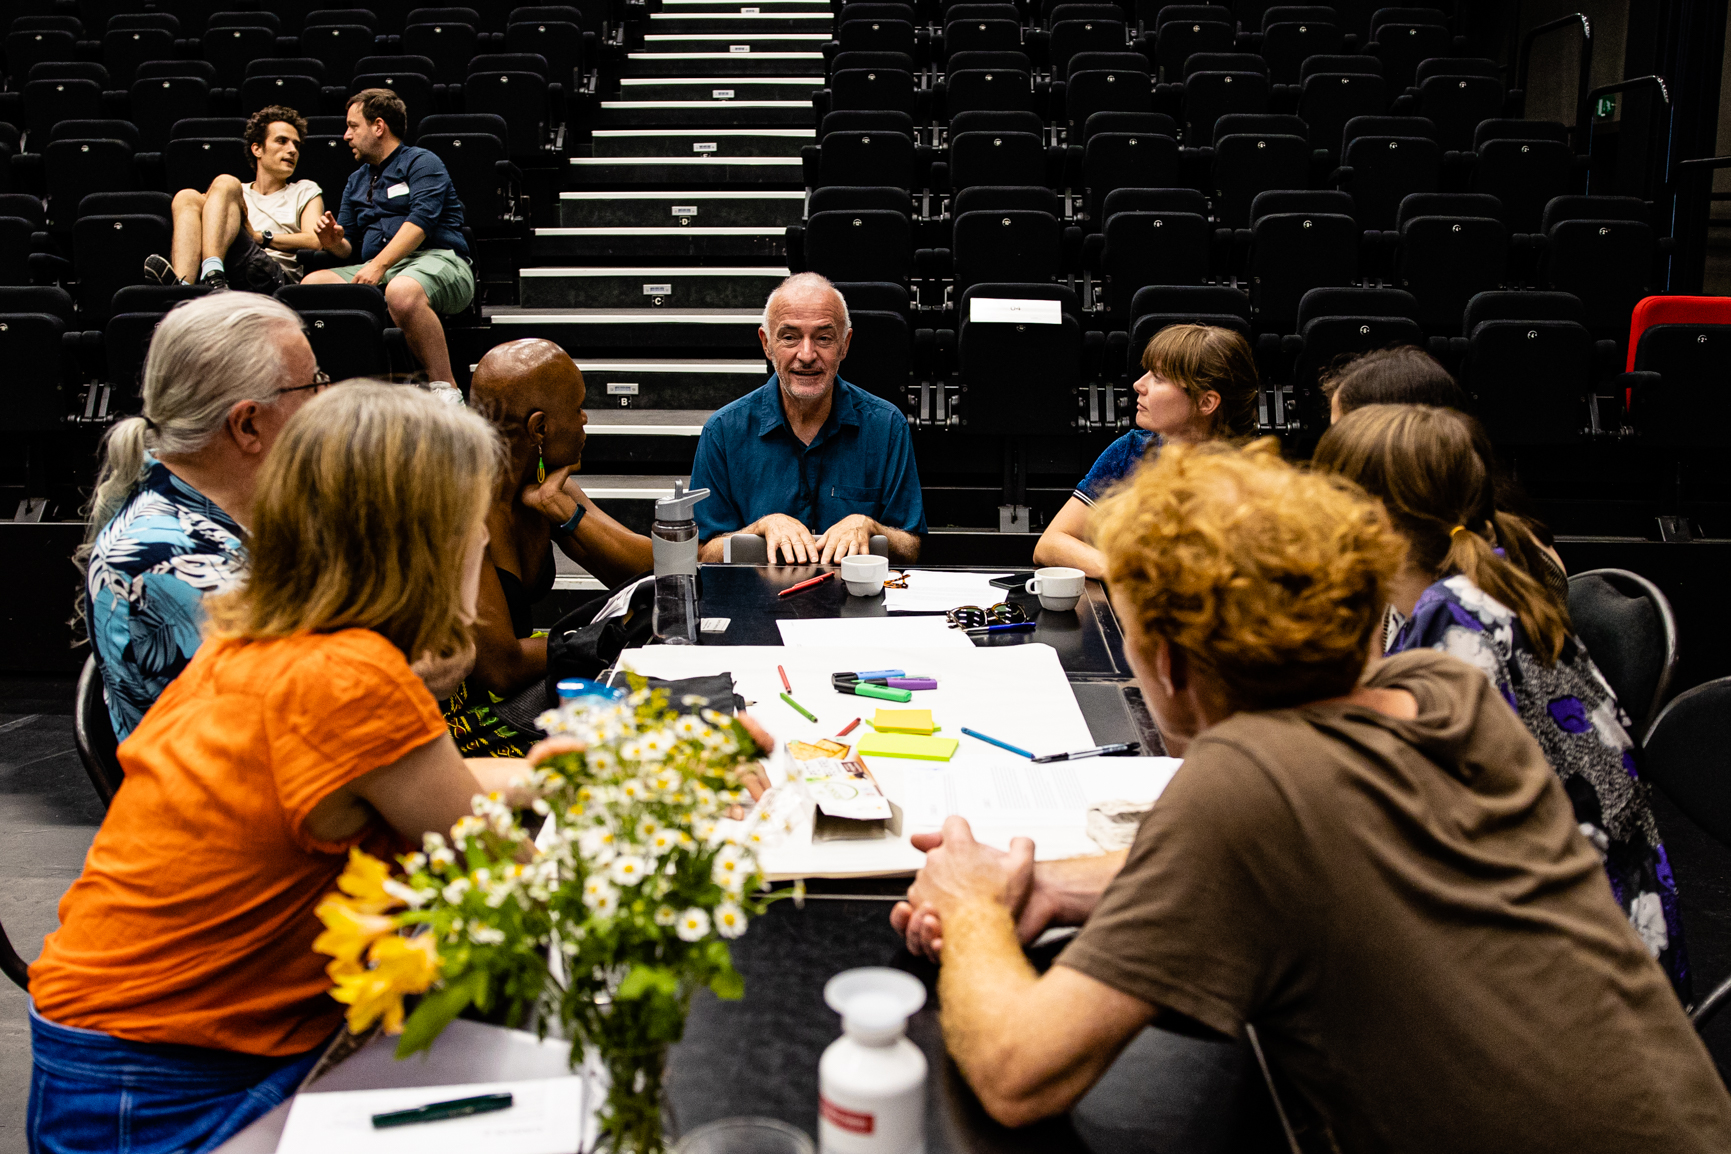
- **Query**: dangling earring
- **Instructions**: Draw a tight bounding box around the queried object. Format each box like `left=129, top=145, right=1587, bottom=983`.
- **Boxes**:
left=536, top=443, right=546, bottom=485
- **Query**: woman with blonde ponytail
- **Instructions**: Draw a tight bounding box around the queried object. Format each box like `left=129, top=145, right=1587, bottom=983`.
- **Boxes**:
left=81, top=292, right=321, bottom=740
left=1315, top=404, right=1689, bottom=1002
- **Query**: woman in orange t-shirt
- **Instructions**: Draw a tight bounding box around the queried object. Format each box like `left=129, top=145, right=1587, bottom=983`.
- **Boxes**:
left=28, top=383, right=539, bottom=1154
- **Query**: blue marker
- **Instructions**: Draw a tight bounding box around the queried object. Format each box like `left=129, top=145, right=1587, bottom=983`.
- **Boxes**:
left=854, top=668, right=906, bottom=679
left=961, top=727, right=1034, bottom=759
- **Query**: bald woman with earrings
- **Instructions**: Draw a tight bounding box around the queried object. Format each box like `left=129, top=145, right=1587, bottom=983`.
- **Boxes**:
left=444, top=339, right=652, bottom=756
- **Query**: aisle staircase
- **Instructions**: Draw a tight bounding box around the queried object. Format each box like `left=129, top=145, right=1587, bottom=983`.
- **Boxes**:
left=482, top=0, right=827, bottom=577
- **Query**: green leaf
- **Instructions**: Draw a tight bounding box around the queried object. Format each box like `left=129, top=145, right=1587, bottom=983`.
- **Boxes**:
left=396, top=970, right=486, bottom=1058
left=708, top=961, right=744, bottom=1001
left=615, top=964, right=678, bottom=1002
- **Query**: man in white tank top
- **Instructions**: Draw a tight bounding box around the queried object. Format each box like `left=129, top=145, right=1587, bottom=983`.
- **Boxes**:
left=144, top=105, right=329, bottom=293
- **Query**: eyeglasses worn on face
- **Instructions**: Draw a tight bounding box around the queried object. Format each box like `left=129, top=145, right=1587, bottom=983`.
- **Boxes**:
left=278, top=369, right=331, bottom=396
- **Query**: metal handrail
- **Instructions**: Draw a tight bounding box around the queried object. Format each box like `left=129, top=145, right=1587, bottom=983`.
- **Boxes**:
left=1516, top=12, right=1593, bottom=153
left=1585, top=75, right=1671, bottom=196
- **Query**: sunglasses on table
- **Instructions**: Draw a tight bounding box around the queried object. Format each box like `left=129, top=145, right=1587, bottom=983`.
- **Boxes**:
left=945, top=603, right=1030, bottom=630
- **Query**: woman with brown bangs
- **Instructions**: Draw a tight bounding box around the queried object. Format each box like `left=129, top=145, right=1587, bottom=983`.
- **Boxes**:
left=1314, top=403, right=1688, bottom=1002
left=28, top=384, right=548, bottom=1152
left=1033, top=323, right=1260, bottom=578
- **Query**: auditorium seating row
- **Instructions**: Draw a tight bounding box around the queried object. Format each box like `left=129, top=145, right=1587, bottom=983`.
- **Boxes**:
left=788, top=188, right=1661, bottom=346
left=0, top=280, right=410, bottom=431
left=5, top=5, right=599, bottom=95
left=0, top=111, right=525, bottom=237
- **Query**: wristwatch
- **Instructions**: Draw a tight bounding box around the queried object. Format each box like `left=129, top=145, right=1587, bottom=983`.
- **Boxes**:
left=557, top=504, right=586, bottom=536
left=260, top=230, right=274, bottom=249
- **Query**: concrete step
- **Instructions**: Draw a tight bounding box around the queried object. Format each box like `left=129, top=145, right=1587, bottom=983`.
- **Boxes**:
left=624, top=51, right=826, bottom=76
left=568, top=155, right=804, bottom=185
left=558, top=189, right=805, bottom=228
left=641, top=32, right=832, bottom=53
left=596, top=99, right=815, bottom=127
left=521, top=265, right=789, bottom=308
left=580, top=357, right=768, bottom=408
left=617, top=76, right=824, bottom=101
left=592, top=127, right=814, bottom=158
left=485, top=306, right=764, bottom=349
left=647, top=11, right=832, bottom=32
left=584, top=408, right=714, bottom=435
left=533, top=225, right=790, bottom=259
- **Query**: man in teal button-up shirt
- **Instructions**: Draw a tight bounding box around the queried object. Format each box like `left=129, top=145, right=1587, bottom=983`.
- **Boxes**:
left=692, top=274, right=926, bottom=564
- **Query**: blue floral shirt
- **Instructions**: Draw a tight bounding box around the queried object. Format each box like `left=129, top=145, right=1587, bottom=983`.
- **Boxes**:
left=85, top=456, right=246, bottom=740
left=1389, top=574, right=1689, bottom=1001
left=1074, top=430, right=1160, bottom=505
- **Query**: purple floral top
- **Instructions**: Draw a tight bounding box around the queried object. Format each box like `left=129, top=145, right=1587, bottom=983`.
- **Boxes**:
left=1389, top=574, right=1689, bottom=1002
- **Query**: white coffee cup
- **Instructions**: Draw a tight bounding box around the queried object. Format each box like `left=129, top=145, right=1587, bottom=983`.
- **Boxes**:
left=1026, top=566, right=1085, bottom=612
left=840, top=553, right=889, bottom=597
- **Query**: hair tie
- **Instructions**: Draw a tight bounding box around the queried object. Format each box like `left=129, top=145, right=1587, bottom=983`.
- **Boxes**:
left=141, top=416, right=157, bottom=432
left=1449, top=525, right=1469, bottom=538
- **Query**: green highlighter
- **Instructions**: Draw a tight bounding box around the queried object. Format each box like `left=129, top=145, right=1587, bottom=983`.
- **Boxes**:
left=849, top=682, right=913, bottom=703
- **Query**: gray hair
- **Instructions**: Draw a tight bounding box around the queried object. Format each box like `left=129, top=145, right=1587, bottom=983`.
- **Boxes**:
left=760, top=271, right=851, bottom=335
left=81, top=293, right=306, bottom=549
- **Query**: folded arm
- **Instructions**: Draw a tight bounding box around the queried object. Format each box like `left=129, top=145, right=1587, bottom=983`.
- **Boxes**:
left=1032, top=497, right=1105, bottom=579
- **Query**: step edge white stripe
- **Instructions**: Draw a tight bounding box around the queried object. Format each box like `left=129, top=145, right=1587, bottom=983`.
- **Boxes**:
left=619, top=76, right=825, bottom=83
left=490, top=313, right=764, bottom=323
left=600, top=100, right=812, bottom=107
left=626, top=51, right=824, bottom=57
left=558, top=190, right=806, bottom=198
left=521, top=266, right=792, bottom=275
left=592, top=129, right=813, bottom=136
left=568, top=157, right=803, bottom=165
left=578, top=361, right=767, bottom=370
left=535, top=227, right=790, bottom=236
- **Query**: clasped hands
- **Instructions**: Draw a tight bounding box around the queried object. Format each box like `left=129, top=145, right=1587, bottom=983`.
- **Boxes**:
left=748, top=512, right=881, bottom=564
left=892, top=818, right=1065, bottom=961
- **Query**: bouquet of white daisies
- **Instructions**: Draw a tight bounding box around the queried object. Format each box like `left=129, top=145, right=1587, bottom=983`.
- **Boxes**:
left=316, top=678, right=790, bottom=1154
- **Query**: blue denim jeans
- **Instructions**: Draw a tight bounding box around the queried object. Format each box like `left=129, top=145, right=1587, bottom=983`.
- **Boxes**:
left=28, top=1006, right=327, bottom=1154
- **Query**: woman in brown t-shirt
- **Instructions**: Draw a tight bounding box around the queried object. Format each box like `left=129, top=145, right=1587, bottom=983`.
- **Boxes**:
left=892, top=439, right=1731, bottom=1152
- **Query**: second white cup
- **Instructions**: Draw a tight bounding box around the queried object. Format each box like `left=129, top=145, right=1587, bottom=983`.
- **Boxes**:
left=840, top=553, right=889, bottom=597
left=1026, top=566, right=1085, bottom=612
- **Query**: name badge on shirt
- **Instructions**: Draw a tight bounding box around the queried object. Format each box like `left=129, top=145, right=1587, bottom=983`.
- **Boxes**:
left=386, top=181, right=410, bottom=198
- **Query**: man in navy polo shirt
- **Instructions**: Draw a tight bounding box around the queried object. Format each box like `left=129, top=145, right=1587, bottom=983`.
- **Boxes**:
left=692, top=274, right=926, bottom=563
left=303, top=87, right=472, bottom=389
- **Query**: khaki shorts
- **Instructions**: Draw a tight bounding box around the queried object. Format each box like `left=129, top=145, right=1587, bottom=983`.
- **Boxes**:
left=329, top=247, right=475, bottom=314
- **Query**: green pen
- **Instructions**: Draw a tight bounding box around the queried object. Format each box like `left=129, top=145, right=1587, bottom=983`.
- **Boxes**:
left=780, top=691, right=819, bottom=723
left=372, top=1091, right=514, bottom=1129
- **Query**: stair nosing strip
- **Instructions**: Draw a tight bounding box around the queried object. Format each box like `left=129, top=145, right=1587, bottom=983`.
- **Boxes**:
left=577, top=360, right=767, bottom=370
left=648, top=11, right=833, bottom=17
left=618, top=76, right=825, bottom=84
left=558, top=190, right=807, bottom=198
left=643, top=32, right=832, bottom=39
left=593, top=128, right=814, bottom=136
left=627, top=51, right=824, bottom=58
left=490, top=312, right=764, bottom=324
left=600, top=100, right=813, bottom=108
left=568, top=157, right=804, bottom=165
left=521, top=266, right=792, bottom=275
left=535, top=226, right=792, bottom=235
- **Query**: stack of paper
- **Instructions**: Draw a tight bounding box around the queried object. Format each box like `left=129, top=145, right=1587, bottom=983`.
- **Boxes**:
left=881, top=570, right=1016, bottom=614
left=776, top=617, right=974, bottom=648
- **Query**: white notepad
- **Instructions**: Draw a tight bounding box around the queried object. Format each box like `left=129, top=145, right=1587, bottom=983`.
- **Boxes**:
left=276, top=1077, right=585, bottom=1154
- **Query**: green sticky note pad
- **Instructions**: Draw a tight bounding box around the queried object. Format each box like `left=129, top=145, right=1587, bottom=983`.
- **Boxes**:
left=856, top=732, right=960, bottom=761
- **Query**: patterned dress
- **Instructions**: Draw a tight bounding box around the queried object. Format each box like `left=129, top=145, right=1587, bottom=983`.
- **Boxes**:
left=1388, top=575, right=1689, bottom=1001
left=84, top=457, right=246, bottom=741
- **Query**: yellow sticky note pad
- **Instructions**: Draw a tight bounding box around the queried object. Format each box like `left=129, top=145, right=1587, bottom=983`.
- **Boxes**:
left=856, top=731, right=959, bottom=761
left=872, top=709, right=935, bottom=735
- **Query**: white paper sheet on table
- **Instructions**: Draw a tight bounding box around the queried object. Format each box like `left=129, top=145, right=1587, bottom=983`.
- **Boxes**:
left=898, top=758, right=1182, bottom=831
left=880, top=569, right=1015, bottom=614
left=775, top=616, right=975, bottom=648
left=614, top=644, right=1168, bottom=876
left=276, top=1077, right=585, bottom=1154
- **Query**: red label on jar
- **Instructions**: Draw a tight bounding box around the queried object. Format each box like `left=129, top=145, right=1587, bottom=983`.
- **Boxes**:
left=820, top=1097, right=875, bottom=1134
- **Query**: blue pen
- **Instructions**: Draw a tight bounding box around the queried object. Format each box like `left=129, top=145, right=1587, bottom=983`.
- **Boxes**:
left=961, top=727, right=1034, bottom=758
left=855, top=668, right=905, bottom=679
left=964, top=622, right=1037, bottom=635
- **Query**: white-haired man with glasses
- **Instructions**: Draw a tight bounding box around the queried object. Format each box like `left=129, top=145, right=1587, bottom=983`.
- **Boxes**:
left=79, top=294, right=328, bottom=740
left=690, top=272, right=926, bottom=564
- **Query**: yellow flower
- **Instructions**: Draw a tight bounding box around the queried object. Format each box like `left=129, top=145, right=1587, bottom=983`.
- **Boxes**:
left=313, top=896, right=398, bottom=971
left=335, top=848, right=400, bottom=915
left=328, top=935, right=441, bottom=1034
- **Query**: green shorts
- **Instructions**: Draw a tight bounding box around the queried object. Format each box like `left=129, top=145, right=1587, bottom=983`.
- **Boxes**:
left=330, top=247, right=476, bottom=315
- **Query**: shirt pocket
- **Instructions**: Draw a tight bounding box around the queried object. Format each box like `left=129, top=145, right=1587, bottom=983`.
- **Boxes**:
left=828, top=484, right=881, bottom=506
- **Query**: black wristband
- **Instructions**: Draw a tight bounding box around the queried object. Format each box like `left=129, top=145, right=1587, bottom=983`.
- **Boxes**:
left=557, top=504, right=586, bottom=536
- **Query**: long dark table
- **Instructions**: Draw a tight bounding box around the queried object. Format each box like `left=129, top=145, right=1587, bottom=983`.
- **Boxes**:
left=225, top=567, right=1185, bottom=1153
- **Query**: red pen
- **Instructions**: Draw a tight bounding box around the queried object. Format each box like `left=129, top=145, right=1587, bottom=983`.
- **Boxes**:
left=836, top=717, right=860, bottom=737
left=777, top=665, right=792, bottom=692
left=776, top=571, right=836, bottom=598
